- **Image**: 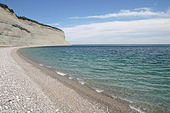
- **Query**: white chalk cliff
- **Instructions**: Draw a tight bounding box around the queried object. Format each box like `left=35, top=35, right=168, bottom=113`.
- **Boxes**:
left=0, top=4, right=69, bottom=46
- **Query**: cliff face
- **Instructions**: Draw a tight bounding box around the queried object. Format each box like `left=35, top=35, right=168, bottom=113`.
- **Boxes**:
left=0, top=4, right=69, bottom=47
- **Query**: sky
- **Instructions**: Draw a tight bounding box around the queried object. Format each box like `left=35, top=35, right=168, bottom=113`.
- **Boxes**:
left=1, top=0, right=170, bottom=44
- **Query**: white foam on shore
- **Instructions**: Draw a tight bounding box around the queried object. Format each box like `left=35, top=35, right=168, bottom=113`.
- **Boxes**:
left=79, top=81, right=85, bottom=85
left=111, top=95, right=133, bottom=104
left=76, top=78, right=81, bottom=81
left=56, top=71, right=66, bottom=76
left=129, top=105, right=145, bottom=113
left=39, top=64, right=44, bottom=66
left=68, top=77, right=73, bottom=79
left=111, top=95, right=118, bottom=99
left=119, top=97, right=133, bottom=104
left=46, top=66, right=52, bottom=68
left=95, top=89, right=104, bottom=93
left=76, top=78, right=85, bottom=85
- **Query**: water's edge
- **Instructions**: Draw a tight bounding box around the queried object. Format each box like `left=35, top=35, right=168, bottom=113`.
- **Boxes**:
left=17, top=47, right=139, bottom=113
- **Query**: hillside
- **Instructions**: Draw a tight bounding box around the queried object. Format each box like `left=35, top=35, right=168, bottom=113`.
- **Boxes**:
left=0, top=3, right=69, bottom=46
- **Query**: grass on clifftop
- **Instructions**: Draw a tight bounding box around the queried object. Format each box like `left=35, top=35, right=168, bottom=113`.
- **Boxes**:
left=17, top=16, right=62, bottom=31
left=0, top=3, right=14, bottom=13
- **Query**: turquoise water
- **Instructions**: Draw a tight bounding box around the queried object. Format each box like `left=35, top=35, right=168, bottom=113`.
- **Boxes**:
left=20, top=45, right=170, bottom=113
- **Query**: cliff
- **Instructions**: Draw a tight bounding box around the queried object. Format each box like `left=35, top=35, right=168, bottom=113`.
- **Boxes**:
left=0, top=3, right=70, bottom=47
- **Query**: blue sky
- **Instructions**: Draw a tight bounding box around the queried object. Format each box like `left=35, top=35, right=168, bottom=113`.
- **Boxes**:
left=1, top=0, right=170, bottom=44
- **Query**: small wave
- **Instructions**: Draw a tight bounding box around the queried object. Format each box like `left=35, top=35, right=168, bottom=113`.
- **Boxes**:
left=56, top=71, right=66, bottom=76
left=95, top=89, right=104, bottom=93
left=39, top=64, right=44, bottom=66
left=129, top=105, right=145, bottom=113
left=97, top=58, right=107, bottom=61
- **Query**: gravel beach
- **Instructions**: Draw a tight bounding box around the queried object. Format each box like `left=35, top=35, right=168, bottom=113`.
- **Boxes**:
left=0, top=47, right=58, bottom=112
left=0, top=47, right=107, bottom=113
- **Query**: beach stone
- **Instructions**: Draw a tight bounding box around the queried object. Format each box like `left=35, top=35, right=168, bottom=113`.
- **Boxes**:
left=4, top=106, right=8, bottom=110
left=17, top=98, right=20, bottom=102
left=10, top=101, right=13, bottom=104
left=56, top=109, right=59, bottom=112
left=26, top=97, right=30, bottom=100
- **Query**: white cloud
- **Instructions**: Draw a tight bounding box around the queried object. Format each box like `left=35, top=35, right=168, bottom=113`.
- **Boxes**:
left=63, top=18, right=170, bottom=44
left=134, top=8, right=151, bottom=11
left=70, top=8, right=170, bottom=19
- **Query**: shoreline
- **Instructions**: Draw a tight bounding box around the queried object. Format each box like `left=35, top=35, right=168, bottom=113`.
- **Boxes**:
left=13, top=47, right=137, bottom=113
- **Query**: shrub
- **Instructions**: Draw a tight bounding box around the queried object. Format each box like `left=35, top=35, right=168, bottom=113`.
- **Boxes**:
left=0, top=3, right=14, bottom=13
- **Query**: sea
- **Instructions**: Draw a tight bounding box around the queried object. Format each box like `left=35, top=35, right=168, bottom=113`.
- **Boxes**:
left=20, top=45, right=170, bottom=113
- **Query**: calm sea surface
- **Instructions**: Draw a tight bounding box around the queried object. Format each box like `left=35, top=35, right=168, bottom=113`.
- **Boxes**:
left=20, top=45, right=170, bottom=113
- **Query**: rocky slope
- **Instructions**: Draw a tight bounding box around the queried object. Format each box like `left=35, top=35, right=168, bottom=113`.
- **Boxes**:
left=0, top=3, right=69, bottom=46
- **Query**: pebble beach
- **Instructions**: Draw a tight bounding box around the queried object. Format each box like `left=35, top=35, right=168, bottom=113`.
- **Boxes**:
left=0, top=47, right=108, bottom=113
